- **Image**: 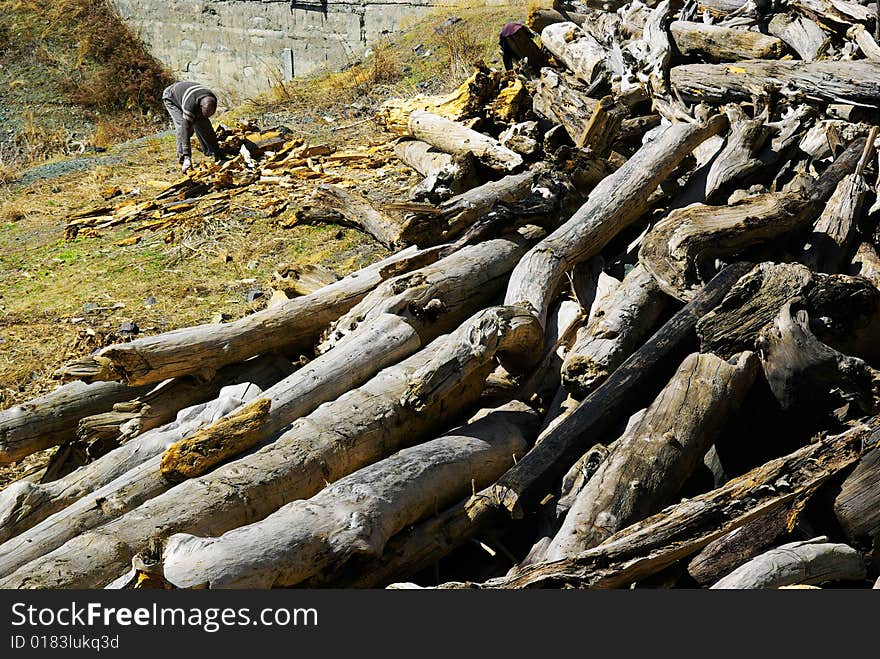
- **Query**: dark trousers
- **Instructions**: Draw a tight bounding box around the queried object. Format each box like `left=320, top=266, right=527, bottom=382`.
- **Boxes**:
left=162, top=97, right=216, bottom=162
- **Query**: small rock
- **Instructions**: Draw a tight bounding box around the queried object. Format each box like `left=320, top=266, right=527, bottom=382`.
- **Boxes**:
left=246, top=288, right=264, bottom=303
left=120, top=321, right=139, bottom=336
left=82, top=302, right=99, bottom=313
left=144, top=296, right=158, bottom=307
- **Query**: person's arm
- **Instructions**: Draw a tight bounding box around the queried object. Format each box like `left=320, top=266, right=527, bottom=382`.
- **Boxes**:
left=195, top=116, right=221, bottom=158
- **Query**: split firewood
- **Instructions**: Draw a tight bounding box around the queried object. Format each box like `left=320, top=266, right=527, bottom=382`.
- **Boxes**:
left=393, top=139, right=477, bottom=201
left=434, top=421, right=873, bottom=589
left=310, top=184, right=406, bottom=250
left=0, top=306, right=540, bottom=588
left=671, top=60, right=880, bottom=108
left=0, top=380, right=152, bottom=465
left=540, top=22, right=606, bottom=85
left=686, top=506, right=794, bottom=586
left=160, top=402, right=539, bottom=589
left=544, top=351, right=759, bottom=560
left=710, top=537, right=867, bottom=589
left=833, top=443, right=880, bottom=547
left=640, top=136, right=867, bottom=301
left=407, top=111, right=523, bottom=172
left=561, top=264, right=669, bottom=398
left=506, top=115, right=728, bottom=329
left=767, top=13, right=830, bottom=61
left=53, top=244, right=446, bottom=387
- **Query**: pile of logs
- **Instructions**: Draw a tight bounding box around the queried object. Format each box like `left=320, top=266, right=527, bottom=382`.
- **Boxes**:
left=4, top=0, right=880, bottom=590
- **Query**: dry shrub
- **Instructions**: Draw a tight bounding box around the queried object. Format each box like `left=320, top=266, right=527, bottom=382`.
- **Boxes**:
left=44, top=0, right=173, bottom=114
left=436, top=21, right=484, bottom=81
left=0, top=202, right=25, bottom=222
left=92, top=117, right=142, bottom=148
left=329, top=43, right=402, bottom=101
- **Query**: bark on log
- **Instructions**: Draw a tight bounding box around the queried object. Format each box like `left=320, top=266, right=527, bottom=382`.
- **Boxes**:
left=710, top=537, right=866, bottom=589
left=833, top=444, right=880, bottom=546
left=0, top=357, right=291, bottom=543
left=670, top=60, right=880, bottom=107
left=493, top=262, right=753, bottom=517
left=545, top=351, right=759, bottom=560
left=641, top=136, right=866, bottom=301
left=561, top=264, right=669, bottom=398
left=393, top=139, right=477, bottom=202
left=0, top=306, right=540, bottom=588
left=310, top=184, right=407, bottom=250
left=437, top=421, right=873, bottom=588
left=686, top=505, right=793, bottom=586
left=53, top=244, right=444, bottom=387
left=505, top=115, right=728, bottom=329
left=161, top=402, right=538, bottom=588
left=0, top=380, right=151, bottom=465
left=540, top=22, right=606, bottom=84
left=407, top=111, right=523, bottom=173
left=767, top=13, right=830, bottom=61
left=76, top=357, right=294, bottom=446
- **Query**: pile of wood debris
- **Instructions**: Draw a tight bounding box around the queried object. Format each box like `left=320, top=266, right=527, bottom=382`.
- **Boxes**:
left=3, top=0, right=880, bottom=589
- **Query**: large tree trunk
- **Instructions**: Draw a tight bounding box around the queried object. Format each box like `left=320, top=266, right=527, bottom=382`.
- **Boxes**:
left=710, top=537, right=866, bottom=589
left=407, top=111, right=523, bottom=172
left=545, top=351, right=759, bottom=560
left=0, top=380, right=151, bottom=465
left=671, top=60, right=880, bottom=107
left=505, top=115, right=728, bottom=329
left=161, top=402, right=539, bottom=589
left=669, top=21, right=786, bottom=61
left=561, top=264, right=669, bottom=398
left=436, top=421, right=872, bottom=588
left=0, top=306, right=540, bottom=588
left=393, top=139, right=478, bottom=202
left=52, top=244, right=446, bottom=387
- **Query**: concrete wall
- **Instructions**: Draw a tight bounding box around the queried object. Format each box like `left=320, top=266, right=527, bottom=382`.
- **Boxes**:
left=112, top=0, right=499, bottom=100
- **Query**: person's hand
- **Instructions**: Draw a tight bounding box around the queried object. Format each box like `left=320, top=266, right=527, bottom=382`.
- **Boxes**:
left=181, top=157, right=192, bottom=174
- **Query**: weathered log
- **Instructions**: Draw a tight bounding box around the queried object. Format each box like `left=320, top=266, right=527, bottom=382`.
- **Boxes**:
left=0, top=306, right=540, bottom=588
left=710, top=537, right=867, bottom=589
left=0, top=380, right=151, bottom=465
left=398, top=170, right=540, bottom=247
left=686, top=505, right=794, bottom=586
left=407, top=111, right=523, bottom=173
left=436, top=421, right=873, bottom=588
left=671, top=60, right=880, bottom=107
left=575, top=95, right=629, bottom=155
left=532, top=68, right=599, bottom=144
left=704, top=105, right=771, bottom=202
left=848, top=24, right=880, bottom=61
left=493, top=262, right=753, bottom=517
left=394, top=140, right=477, bottom=202
left=758, top=301, right=880, bottom=416
left=76, top=357, right=294, bottom=446
left=161, top=402, right=538, bottom=588
left=0, top=357, right=291, bottom=544
left=641, top=136, right=867, bottom=301
left=320, top=237, right=530, bottom=353
left=850, top=242, right=880, bottom=289
left=505, top=115, right=728, bottom=329
left=545, top=351, right=759, bottom=560
left=53, top=244, right=445, bottom=387
left=669, top=21, right=786, bottom=61
left=833, top=444, right=880, bottom=546
left=768, top=13, right=829, bottom=61
left=540, top=22, right=606, bottom=85
left=310, top=184, right=406, bottom=250
left=561, top=264, right=669, bottom=398
left=800, top=174, right=869, bottom=274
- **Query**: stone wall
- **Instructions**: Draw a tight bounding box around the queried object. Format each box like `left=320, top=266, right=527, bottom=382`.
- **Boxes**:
left=112, top=0, right=501, bottom=100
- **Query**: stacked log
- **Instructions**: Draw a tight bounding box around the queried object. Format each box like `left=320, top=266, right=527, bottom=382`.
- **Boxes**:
left=3, top=0, right=880, bottom=591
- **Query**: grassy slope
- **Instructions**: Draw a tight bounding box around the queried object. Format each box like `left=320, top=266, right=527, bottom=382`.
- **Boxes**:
left=0, top=3, right=532, bottom=482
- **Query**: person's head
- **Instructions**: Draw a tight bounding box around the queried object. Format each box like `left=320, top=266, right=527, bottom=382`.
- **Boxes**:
left=200, top=96, right=217, bottom=119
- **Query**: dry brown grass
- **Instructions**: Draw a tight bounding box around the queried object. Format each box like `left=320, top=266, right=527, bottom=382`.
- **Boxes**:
left=436, top=20, right=486, bottom=80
